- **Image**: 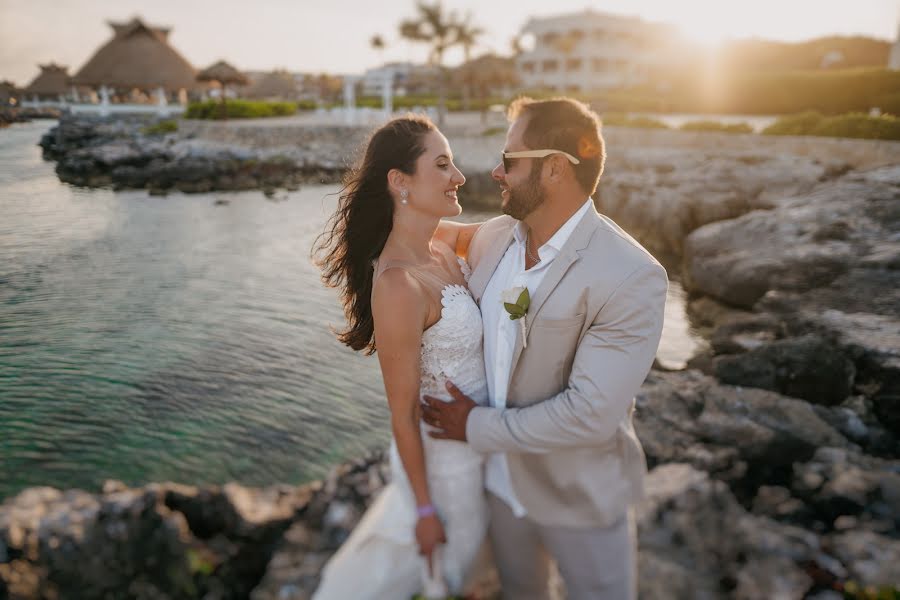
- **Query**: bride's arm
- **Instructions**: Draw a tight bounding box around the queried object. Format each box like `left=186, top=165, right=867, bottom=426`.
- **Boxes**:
left=434, top=221, right=483, bottom=260
left=371, top=268, right=436, bottom=510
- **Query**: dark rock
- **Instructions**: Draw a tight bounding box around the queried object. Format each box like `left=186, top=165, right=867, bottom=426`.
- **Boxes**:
left=712, top=334, right=856, bottom=406
left=789, top=447, right=900, bottom=534
left=0, top=481, right=316, bottom=600
left=803, top=311, right=900, bottom=435
left=827, top=530, right=900, bottom=587
left=683, top=166, right=900, bottom=308
left=709, top=313, right=784, bottom=355
left=39, top=115, right=349, bottom=195
left=635, top=370, right=850, bottom=501
left=637, top=463, right=820, bottom=600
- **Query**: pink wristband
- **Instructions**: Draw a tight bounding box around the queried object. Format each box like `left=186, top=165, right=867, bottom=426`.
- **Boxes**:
left=416, top=504, right=436, bottom=519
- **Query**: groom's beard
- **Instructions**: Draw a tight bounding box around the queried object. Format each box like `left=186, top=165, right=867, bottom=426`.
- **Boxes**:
left=502, top=162, right=546, bottom=220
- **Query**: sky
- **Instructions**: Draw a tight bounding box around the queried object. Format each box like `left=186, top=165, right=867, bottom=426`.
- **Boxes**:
left=2, top=0, right=898, bottom=85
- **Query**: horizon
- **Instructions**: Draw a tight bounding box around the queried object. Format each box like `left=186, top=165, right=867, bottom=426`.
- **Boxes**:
left=2, top=0, right=898, bottom=86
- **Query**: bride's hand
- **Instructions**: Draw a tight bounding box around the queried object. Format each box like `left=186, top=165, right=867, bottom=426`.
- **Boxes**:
left=415, top=514, right=447, bottom=576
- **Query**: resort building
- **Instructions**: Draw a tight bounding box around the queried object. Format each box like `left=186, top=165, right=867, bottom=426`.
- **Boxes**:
left=23, top=64, right=71, bottom=101
left=0, top=81, right=22, bottom=106
left=360, top=62, right=440, bottom=96
left=71, top=17, right=200, bottom=102
left=889, top=23, right=900, bottom=70
left=515, top=9, right=682, bottom=92
left=244, top=70, right=299, bottom=101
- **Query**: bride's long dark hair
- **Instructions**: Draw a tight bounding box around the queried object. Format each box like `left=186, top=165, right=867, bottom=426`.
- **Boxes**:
left=313, top=115, right=436, bottom=354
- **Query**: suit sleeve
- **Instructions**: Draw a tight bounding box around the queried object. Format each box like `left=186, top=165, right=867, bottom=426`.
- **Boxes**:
left=466, top=262, right=668, bottom=453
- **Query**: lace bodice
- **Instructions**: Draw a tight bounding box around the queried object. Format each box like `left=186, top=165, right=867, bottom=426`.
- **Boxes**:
left=418, top=258, right=488, bottom=407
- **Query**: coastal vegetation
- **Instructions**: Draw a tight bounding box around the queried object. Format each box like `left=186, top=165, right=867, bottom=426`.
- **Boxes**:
left=599, top=68, right=900, bottom=116
left=600, top=112, right=670, bottom=129
left=679, top=120, right=754, bottom=134
left=185, top=100, right=300, bottom=119
left=141, top=119, right=178, bottom=135
left=763, top=111, right=900, bottom=141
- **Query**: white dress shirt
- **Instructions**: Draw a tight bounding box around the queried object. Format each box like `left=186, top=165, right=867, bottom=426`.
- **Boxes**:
left=481, top=198, right=594, bottom=517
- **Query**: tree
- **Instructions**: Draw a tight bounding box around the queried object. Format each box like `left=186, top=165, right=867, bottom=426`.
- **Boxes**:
left=452, top=54, right=519, bottom=123
left=370, top=34, right=386, bottom=53
left=398, top=1, right=463, bottom=125
left=453, top=12, right=483, bottom=110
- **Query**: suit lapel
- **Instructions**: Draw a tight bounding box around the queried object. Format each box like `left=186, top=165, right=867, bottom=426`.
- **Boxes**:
left=470, top=226, right=515, bottom=304
left=505, top=208, right=601, bottom=395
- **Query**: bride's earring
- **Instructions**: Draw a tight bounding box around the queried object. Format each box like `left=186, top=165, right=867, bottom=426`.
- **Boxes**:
left=400, top=190, right=409, bottom=205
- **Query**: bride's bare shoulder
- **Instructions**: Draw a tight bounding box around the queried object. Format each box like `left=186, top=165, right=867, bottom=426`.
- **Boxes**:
left=371, top=267, right=427, bottom=331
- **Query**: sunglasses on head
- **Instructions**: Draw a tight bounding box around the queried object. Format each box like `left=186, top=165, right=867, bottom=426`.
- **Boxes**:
left=502, top=149, right=581, bottom=173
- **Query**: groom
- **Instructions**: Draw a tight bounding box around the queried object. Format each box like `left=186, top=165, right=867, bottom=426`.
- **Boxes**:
left=422, top=97, right=667, bottom=599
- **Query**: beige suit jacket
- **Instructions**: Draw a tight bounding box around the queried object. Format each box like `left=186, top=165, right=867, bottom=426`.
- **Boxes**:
left=465, top=207, right=668, bottom=528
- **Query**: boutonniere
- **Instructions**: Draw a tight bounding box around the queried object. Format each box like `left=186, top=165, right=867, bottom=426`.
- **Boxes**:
left=502, top=286, right=531, bottom=348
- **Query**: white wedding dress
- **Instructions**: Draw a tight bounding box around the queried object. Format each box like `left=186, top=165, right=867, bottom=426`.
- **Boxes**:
left=313, top=258, right=489, bottom=599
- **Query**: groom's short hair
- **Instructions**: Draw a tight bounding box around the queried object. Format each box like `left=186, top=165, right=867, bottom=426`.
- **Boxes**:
left=507, top=97, right=606, bottom=196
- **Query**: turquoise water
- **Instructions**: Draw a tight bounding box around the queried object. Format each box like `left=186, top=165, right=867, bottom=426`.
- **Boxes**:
left=0, top=121, right=702, bottom=501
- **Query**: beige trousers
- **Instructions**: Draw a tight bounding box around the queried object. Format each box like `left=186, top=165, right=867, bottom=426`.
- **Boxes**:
left=486, top=492, right=637, bottom=600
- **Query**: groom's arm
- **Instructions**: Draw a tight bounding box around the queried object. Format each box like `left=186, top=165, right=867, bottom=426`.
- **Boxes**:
left=465, top=262, right=667, bottom=454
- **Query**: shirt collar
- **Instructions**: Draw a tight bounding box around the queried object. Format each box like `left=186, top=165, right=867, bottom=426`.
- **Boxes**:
left=513, top=197, right=594, bottom=254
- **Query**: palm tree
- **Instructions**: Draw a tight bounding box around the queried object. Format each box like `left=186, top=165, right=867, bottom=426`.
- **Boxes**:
left=398, top=1, right=462, bottom=125
left=453, top=12, right=483, bottom=111
left=452, top=54, right=518, bottom=123
left=370, top=34, right=386, bottom=53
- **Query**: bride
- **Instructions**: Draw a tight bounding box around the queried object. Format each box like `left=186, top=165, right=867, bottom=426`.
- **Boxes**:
left=312, top=115, right=487, bottom=598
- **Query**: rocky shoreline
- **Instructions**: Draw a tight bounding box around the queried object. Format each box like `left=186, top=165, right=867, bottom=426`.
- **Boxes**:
left=37, top=115, right=351, bottom=195
left=0, top=108, right=61, bottom=127
left=3, top=115, right=898, bottom=599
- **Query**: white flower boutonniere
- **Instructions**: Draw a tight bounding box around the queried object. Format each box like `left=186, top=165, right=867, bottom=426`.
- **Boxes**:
left=502, top=286, right=531, bottom=348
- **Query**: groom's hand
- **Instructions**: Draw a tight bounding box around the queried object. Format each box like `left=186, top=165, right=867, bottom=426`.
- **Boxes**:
left=421, top=381, right=476, bottom=441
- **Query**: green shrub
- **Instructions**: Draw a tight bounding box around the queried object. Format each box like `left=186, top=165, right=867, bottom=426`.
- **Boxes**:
left=481, top=126, right=506, bottom=136
left=679, top=120, right=754, bottom=134
left=591, top=68, right=900, bottom=116
left=762, top=111, right=825, bottom=136
left=842, top=580, right=900, bottom=600
left=141, top=120, right=178, bottom=135
left=723, top=68, right=900, bottom=115
left=873, top=92, right=900, bottom=116
left=763, top=111, right=900, bottom=140
left=601, top=112, right=670, bottom=129
left=185, top=100, right=298, bottom=120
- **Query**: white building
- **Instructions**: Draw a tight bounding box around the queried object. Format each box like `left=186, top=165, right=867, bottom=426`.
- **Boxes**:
left=889, top=23, right=900, bottom=70
left=515, top=9, right=681, bottom=92
left=360, top=62, right=440, bottom=96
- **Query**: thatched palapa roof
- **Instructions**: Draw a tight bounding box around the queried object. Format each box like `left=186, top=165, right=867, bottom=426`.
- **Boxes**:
left=24, top=64, right=71, bottom=96
left=197, top=61, right=248, bottom=86
left=0, top=80, right=23, bottom=103
left=72, top=17, right=198, bottom=91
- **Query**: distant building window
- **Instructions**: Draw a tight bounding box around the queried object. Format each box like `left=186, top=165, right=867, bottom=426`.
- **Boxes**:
left=592, top=58, right=607, bottom=72
left=522, top=61, right=535, bottom=74
left=566, top=58, right=582, bottom=72
left=542, top=60, right=559, bottom=73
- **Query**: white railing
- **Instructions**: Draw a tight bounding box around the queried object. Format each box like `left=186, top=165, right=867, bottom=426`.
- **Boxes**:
left=20, top=99, right=185, bottom=117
